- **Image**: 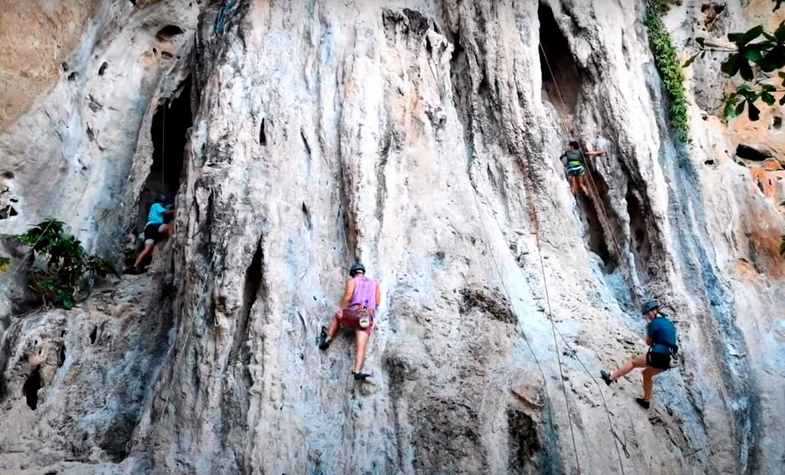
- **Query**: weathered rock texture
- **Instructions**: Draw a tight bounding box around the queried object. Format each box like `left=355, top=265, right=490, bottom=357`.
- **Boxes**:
left=1, top=0, right=784, bottom=474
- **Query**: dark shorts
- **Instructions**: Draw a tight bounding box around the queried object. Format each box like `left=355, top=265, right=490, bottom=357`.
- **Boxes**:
left=337, top=307, right=375, bottom=333
left=647, top=351, right=671, bottom=370
left=144, top=223, right=166, bottom=243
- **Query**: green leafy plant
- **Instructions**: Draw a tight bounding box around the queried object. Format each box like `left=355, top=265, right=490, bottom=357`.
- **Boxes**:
left=721, top=23, right=785, bottom=120
left=685, top=1, right=784, bottom=120
left=0, top=257, right=9, bottom=273
left=16, top=219, right=113, bottom=309
left=645, top=0, right=690, bottom=142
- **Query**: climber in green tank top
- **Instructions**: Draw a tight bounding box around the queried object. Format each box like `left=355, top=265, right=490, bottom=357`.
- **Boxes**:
left=561, top=140, right=606, bottom=195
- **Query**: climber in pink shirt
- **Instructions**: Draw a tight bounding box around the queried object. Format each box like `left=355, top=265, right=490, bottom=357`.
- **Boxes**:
left=319, top=262, right=381, bottom=381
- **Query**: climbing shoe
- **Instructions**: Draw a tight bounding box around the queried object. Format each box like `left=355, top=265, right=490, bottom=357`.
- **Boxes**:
left=352, top=371, right=371, bottom=382
left=635, top=398, right=651, bottom=409
left=318, top=326, right=331, bottom=351
left=601, top=370, right=614, bottom=386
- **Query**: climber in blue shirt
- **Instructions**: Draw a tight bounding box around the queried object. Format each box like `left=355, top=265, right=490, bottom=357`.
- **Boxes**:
left=600, top=300, right=678, bottom=409
left=129, top=195, right=175, bottom=273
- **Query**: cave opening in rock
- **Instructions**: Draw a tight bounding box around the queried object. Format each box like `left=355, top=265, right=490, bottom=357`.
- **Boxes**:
left=577, top=193, right=616, bottom=272
left=735, top=144, right=771, bottom=161
left=626, top=187, right=652, bottom=280
left=23, top=367, right=43, bottom=410
left=538, top=3, right=580, bottom=115
left=156, top=25, right=184, bottom=41
left=138, top=76, right=191, bottom=230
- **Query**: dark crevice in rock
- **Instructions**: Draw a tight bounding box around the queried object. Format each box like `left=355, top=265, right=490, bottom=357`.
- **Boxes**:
left=507, top=408, right=541, bottom=473
left=98, top=62, right=108, bottom=76
left=100, top=412, right=135, bottom=462
left=89, top=326, right=98, bottom=345
left=2, top=171, right=15, bottom=179
left=301, top=202, right=312, bottom=230
left=220, top=236, right=265, bottom=453
left=156, top=25, right=184, bottom=41
left=23, top=366, right=43, bottom=410
left=626, top=186, right=653, bottom=280
left=577, top=192, right=616, bottom=272
left=538, top=2, right=580, bottom=115
left=139, top=75, right=192, bottom=230
left=58, top=343, right=66, bottom=367
left=233, top=235, right=264, bottom=370
left=259, top=118, right=267, bottom=146
left=0, top=205, right=18, bottom=220
left=300, top=128, right=311, bottom=158
left=735, top=144, right=772, bottom=162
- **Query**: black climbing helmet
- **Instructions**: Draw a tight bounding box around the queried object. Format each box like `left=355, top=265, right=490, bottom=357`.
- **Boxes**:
left=569, top=140, right=580, bottom=149
left=349, top=262, right=365, bottom=277
left=641, top=300, right=660, bottom=315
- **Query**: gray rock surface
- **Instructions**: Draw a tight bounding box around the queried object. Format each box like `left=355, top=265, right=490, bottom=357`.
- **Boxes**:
left=0, top=0, right=784, bottom=474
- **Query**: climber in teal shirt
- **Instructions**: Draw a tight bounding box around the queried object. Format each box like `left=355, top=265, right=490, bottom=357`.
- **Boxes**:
left=147, top=202, right=168, bottom=226
left=600, top=300, right=678, bottom=409
left=129, top=195, right=175, bottom=273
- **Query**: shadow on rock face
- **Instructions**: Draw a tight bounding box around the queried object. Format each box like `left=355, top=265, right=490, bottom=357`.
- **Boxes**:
left=459, top=287, right=517, bottom=324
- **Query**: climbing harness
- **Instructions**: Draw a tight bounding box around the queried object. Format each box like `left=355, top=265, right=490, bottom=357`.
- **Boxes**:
left=537, top=41, right=629, bottom=475
left=214, top=0, right=239, bottom=35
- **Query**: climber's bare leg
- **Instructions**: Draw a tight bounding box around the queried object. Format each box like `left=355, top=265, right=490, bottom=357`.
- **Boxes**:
left=160, top=223, right=172, bottom=238
left=326, top=314, right=340, bottom=340
left=642, top=367, right=664, bottom=400
left=134, top=241, right=155, bottom=269
left=353, top=330, right=370, bottom=373
left=579, top=175, right=588, bottom=195
left=610, top=354, right=646, bottom=381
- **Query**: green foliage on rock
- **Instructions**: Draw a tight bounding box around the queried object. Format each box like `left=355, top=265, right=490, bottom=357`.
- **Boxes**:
left=645, top=0, right=690, bottom=142
left=15, top=219, right=113, bottom=309
left=721, top=23, right=785, bottom=120
left=685, top=0, right=784, bottom=121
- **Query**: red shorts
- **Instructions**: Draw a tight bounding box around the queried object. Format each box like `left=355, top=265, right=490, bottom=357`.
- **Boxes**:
left=337, top=307, right=374, bottom=333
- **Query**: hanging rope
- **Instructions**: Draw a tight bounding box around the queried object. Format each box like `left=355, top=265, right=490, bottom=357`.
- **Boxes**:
left=537, top=41, right=628, bottom=475
left=161, top=100, right=167, bottom=191
left=537, top=43, right=625, bottom=266
left=467, top=164, right=582, bottom=473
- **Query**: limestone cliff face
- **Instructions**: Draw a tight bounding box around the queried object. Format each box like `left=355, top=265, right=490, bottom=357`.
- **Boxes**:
left=1, top=1, right=784, bottom=474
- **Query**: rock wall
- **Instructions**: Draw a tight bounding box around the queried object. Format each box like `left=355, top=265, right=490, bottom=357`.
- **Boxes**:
left=1, top=0, right=784, bottom=474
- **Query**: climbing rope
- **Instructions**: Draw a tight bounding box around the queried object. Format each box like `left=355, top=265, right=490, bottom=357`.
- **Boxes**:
left=467, top=166, right=582, bottom=474
left=537, top=41, right=628, bottom=475
left=162, top=100, right=167, bottom=191
left=537, top=43, right=626, bottom=267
